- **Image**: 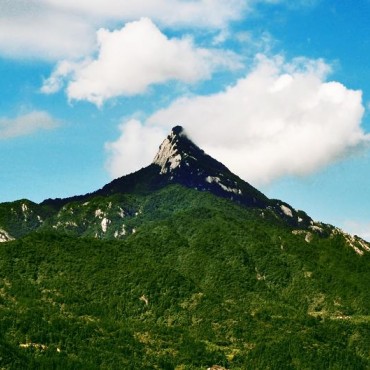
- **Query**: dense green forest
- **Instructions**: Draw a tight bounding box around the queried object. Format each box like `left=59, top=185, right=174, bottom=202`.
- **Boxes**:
left=0, top=186, right=369, bottom=369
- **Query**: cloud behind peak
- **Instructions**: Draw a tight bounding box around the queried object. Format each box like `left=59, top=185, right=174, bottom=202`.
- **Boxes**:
left=106, top=55, right=368, bottom=184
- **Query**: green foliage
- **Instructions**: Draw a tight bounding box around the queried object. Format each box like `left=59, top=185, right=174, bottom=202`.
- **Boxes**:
left=0, top=199, right=54, bottom=238
left=0, top=185, right=369, bottom=368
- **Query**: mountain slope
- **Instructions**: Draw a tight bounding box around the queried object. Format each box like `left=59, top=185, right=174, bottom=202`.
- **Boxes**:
left=0, top=185, right=369, bottom=369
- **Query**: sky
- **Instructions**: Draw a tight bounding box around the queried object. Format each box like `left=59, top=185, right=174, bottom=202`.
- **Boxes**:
left=1, top=0, right=370, bottom=239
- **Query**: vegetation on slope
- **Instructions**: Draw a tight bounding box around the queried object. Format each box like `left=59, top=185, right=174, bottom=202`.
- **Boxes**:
left=0, top=186, right=369, bottom=369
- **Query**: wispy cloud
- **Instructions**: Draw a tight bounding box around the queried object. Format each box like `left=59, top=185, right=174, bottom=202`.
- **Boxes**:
left=0, top=111, right=59, bottom=139
left=0, top=0, right=310, bottom=61
left=106, top=55, right=369, bottom=184
left=0, top=1, right=95, bottom=60
left=42, top=18, right=242, bottom=106
left=40, top=0, right=247, bottom=29
left=0, top=0, right=247, bottom=60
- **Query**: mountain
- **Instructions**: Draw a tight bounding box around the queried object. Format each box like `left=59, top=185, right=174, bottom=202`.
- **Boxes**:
left=46, top=126, right=311, bottom=226
left=0, top=126, right=369, bottom=369
left=0, top=126, right=368, bottom=253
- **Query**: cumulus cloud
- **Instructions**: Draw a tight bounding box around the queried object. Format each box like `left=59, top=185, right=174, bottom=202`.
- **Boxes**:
left=105, top=119, right=167, bottom=176
left=0, top=0, right=247, bottom=60
left=42, top=18, right=241, bottom=106
left=41, top=60, right=80, bottom=94
left=105, top=55, right=368, bottom=184
left=0, top=111, right=59, bottom=139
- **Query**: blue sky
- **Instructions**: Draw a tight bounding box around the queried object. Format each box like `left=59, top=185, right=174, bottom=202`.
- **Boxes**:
left=1, top=0, right=370, bottom=239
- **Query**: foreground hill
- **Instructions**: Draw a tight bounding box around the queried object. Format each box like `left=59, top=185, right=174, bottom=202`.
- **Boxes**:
left=0, top=127, right=369, bottom=369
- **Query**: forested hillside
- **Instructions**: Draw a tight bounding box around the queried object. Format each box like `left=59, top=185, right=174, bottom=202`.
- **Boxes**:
left=0, top=186, right=369, bottom=369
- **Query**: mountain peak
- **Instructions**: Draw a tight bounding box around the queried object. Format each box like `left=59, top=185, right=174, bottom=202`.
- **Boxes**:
left=150, top=126, right=313, bottom=226
left=42, top=125, right=312, bottom=228
left=150, top=126, right=271, bottom=207
left=152, top=125, right=186, bottom=174
left=171, top=125, right=185, bottom=136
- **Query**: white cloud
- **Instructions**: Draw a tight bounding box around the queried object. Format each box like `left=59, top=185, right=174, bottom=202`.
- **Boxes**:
left=105, top=119, right=166, bottom=176
left=0, top=111, right=59, bottom=139
left=0, top=0, right=247, bottom=60
left=41, top=0, right=247, bottom=29
left=0, top=0, right=310, bottom=61
left=41, top=60, right=88, bottom=94
left=106, top=55, right=368, bottom=185
left=0, top=1, right=96, bottom=60
left=42, top=18, right=241, bottom=106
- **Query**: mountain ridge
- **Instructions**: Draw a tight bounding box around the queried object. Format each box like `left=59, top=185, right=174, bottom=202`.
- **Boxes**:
left=0, top=126, right=369, bottom=255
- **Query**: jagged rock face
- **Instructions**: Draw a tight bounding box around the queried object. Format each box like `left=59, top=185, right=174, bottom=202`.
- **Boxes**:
left=152, top=125, right=219, bottom=176
left=94, top=125, right=268, bottom=213
left=151, top=126, right=269, bottom=209
left=153, top=126, right=184, bottom=174
left=150, top=126, right=313, bottom=227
